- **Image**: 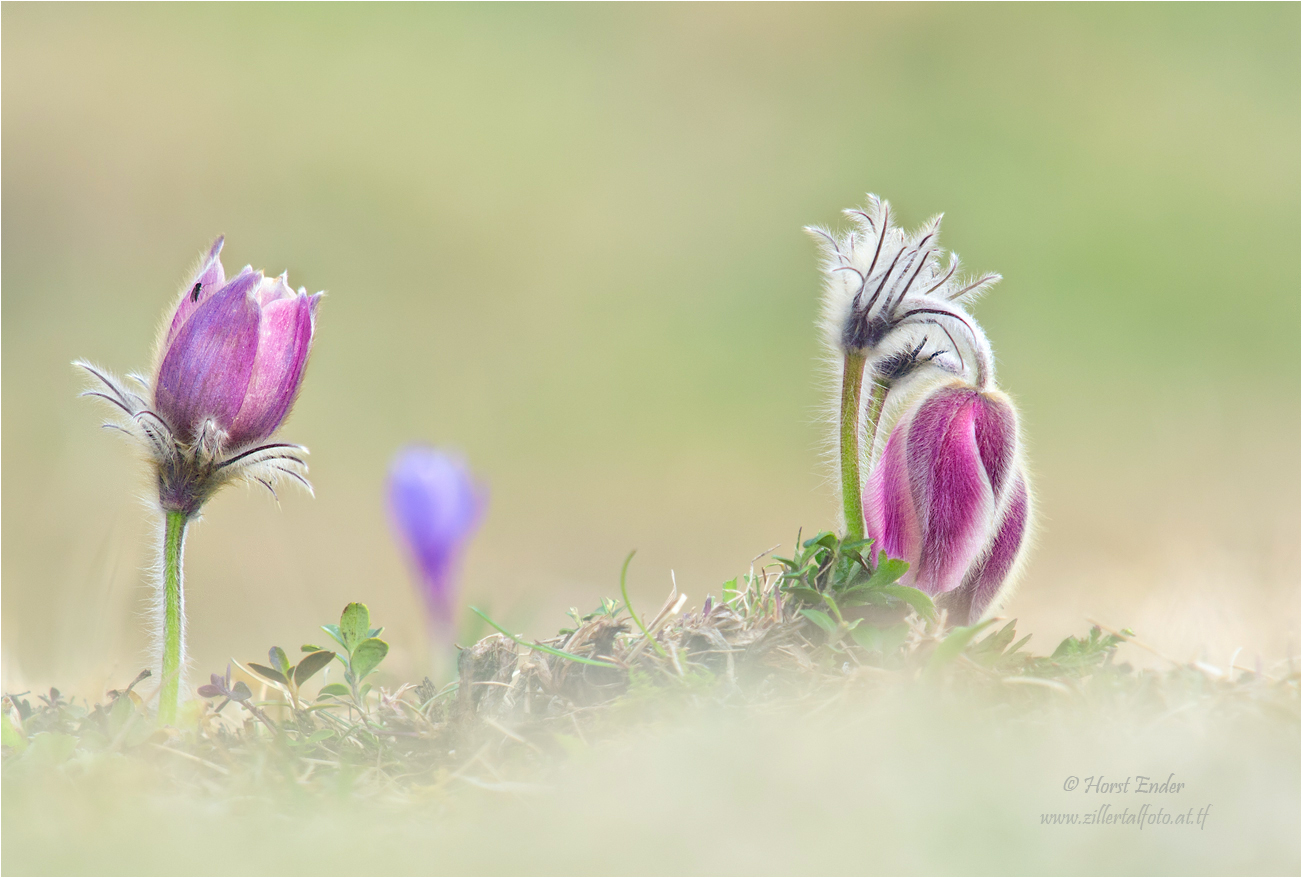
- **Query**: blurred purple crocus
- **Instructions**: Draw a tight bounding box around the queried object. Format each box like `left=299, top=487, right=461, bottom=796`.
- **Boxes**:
left=387, top=447, right=486, bottom=630
left=863, top=380, right=1032, bottom=625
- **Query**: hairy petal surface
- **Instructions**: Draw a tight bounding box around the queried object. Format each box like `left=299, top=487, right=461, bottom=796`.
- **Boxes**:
left=227, top=292, right=319, bottom=449
left=909, top=386, right=994, bottom=594
left=863, top=381, right=1026, bottom=604
left=165, top=237, right=227, bottom=347
left=959, top=473, right=1030, bottom=624
left=154, top=269, right=262, bottom=443
left=863, top=425, right=923, bottom=582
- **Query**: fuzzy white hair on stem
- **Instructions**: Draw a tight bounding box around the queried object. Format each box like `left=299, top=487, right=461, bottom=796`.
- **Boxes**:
left=76, top=359, right=314, bottom=702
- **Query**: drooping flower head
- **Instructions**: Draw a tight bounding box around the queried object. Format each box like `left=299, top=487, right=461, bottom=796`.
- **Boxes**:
left=809, top=194, right=1001, bottom=390
left=78, top=237, right=322, bottom=516
left=863, top=380, right=1032, bottom=624
left=387, top=447, right=486, bottom=631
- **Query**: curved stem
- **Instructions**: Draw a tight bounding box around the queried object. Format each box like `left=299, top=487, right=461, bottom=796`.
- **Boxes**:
left=159, top=509, right=188, bottom=725
left=863, top=377, right=891, bottom=469
left=839, top=352, right=867, bottom=539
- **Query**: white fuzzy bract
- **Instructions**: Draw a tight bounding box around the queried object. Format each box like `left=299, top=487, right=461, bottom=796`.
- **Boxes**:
left=807, top=194, right=1001, bottom=391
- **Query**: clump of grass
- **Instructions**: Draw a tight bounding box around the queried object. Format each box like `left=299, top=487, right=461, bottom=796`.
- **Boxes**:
left=4, top=532, right=1297, bottom=806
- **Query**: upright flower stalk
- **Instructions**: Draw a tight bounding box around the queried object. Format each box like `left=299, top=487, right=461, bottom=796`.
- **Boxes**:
left=77, top=238, right=322, bottom=724
left=810, top=195, right=1032, bottom=622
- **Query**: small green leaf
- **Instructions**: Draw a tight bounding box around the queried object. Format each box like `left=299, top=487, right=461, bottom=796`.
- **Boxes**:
left=269, top=646, right=292, bottom=677
left=368, top=627, right=383, bottom=638
left=802, top=531, right=838, bottom=550
left=317, top=683, right=350, bottom=699
left=926, top=618, right=1000, bottom=673
left=294, top=650, right=336, bottom=686
left=850, top=624, right=883, bottom=651
left=108, top=694, right=135, bottom=734
left=878, top=584, right=937, bottom=622
left=338, top=602, right=371, bottom=649
left=301, top=644, right=322, bottom=653
left=800, top=608, right=839, bottom=635
left=248, top=663, right=289, bottom=686
left=349, top=638, right=389, bottom=680
left=305, top=729, right=335, bottom=743
left=721, top=578, right=738, bottom=603
left=1, top=714, right=27, bottom=751
left=320, top=624, right=348, bottom=650
left=785, top=587, right=825, bottom=605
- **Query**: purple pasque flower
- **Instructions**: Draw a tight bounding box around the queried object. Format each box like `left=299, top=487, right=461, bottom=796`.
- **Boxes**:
left=387, top=447, right=486, bottom=629
left=863, top=379, right=1032, bottom=625
left=77, top=237, right=321, bottom=516
left=155, top=236, right=321, bottom=450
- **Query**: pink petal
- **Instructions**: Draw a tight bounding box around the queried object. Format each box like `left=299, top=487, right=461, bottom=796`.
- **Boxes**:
left=165, top=237, right=226, bottom=348
left=154, top=268, right=262, bottom=442
left=973, top=391, right=1018, bottom=499
left=960, top=473, right=1030, bottom=624
left=863, top=423, right=923, bottom=583
left=908, top=386, right=995, bottom=594
left=226, top=292, right=318, bottom=448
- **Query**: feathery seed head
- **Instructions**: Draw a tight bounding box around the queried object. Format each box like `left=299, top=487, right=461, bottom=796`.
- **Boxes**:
left=808, top=194, right=1002, bottom=390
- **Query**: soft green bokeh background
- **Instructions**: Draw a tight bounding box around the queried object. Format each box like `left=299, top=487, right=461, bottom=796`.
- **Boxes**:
left=4, top=3, right=1298, bottom=691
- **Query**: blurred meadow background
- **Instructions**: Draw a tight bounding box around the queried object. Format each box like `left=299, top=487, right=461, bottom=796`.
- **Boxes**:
left=4, top=3, right=1298, bottom=726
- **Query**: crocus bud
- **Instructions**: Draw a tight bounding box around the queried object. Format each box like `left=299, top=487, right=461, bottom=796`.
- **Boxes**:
left=387, top=447, right=486, bottom=631
left=863, top=380, right=1032, bottom=624
left=154, top=237, right=321, bottom=450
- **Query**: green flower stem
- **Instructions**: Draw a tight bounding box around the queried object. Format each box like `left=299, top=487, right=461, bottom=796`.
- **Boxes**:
left=159, top=509, right=188, bottom=726
left=863, top=375, right=891, bottom=470
left=839, top=352, right=867, bottom=540
left=840, top=352, right=893, bottom=541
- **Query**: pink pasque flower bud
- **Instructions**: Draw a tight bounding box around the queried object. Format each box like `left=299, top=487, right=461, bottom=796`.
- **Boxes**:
left=154, top=237, right=321, bottom=450
left=863, top=380, right=1031, bottom=624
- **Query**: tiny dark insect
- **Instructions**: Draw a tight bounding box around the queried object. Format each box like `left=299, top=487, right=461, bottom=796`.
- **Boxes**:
left=190, top=282, right=203, bottom=302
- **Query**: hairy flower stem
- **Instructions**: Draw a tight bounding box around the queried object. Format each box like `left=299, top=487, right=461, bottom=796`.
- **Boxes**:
left=839, top=352, right=868, bottom=539
left=840, top=352, right=894, bottom=541
left=862, top=377, right=891, bottom=471
left=159, top=509, right=189, bottom=725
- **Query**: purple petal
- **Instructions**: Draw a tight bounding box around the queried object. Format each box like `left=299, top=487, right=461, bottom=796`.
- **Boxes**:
left=959, top=473, right=1030, bottom=624
left=255, top=273, right=296, bottom=306
left=154, top=269, right=262, bottom=443
left=906, top=386, right=994, bottom=594
left=165, top=237, right=226, bottom=348
left=196, top=684, right=223, bottom=698
left=226, top=292, right=318, bottom=449
left=863, top=422, right=922, bottom=581
left=973, top=391, right=1018, bottom=499
left=387, top=447, right=486, bottom=627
